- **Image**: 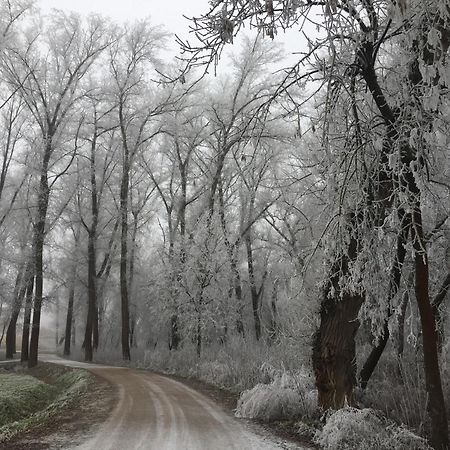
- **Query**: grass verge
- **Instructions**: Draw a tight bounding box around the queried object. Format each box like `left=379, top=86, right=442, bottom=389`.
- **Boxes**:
left=0, top=363, right=94, bottom=444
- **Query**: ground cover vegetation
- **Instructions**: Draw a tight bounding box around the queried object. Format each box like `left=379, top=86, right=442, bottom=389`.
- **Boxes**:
left=0, top=0, right=449, bottom=448
left=0, top=363, right=94, bottom=445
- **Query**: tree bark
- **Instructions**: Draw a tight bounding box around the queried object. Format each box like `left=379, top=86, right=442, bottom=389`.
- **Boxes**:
left=63, top=271, right=76, bottom=356
left=119, top=145, right=131, bottom=361
left=21, top=273, right=34, bottom=362
left=128, top=210, right=138, bottom=348
left=410, top=203, right=449, bottom=449
left=312, top=214, right=364, bottom=409
left=84, top=229, right=97, bottom=362
left=245, top=232, right=261, bottom=341
left=218, top=178, right=244, bottom=335
left=28, top=139, right=51, bottom=368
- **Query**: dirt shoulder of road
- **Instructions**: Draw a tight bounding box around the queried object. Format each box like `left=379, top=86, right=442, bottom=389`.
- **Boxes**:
left=0, top=363, right=117, bottom=450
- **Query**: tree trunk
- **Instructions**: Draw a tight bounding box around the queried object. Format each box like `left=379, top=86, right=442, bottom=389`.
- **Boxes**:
left=245, top=232, right=261, bottom=341
left=84, top=230, right=97, bottom=362
left=21, top=273, right=34, bottom=362
left=119, top=151, right=131, bottom=361
left=313, top=290, right=364, bottom=409
left=196, top=298, right=202, bottom=358
left=29, top=142, right=51, bottom=368
left=410, top=203, right=449, bottom=449
left=218, top=179, right=244, bottom=335
left=64, top=274, right=76, bottom=356
left=268, top=280, right=278, bottom=344
left=312, top=215, right=364, bottom=409
left=128, top=210, right=138, bottom=349
left=93, top=306, right=99, bottom=350
left=169, top=315, right=180, bottom=350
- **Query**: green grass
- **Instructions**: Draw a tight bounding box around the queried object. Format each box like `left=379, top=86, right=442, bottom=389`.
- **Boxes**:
left=0, top=374, right=58, bottom=426
left=0, top=363, right=94, bottom=443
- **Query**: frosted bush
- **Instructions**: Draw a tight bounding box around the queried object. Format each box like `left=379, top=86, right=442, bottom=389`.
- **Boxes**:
left=315, top=407, right=386, bottom=449
left=197, top=361, right=235, bottom=387
left=236, top=366, right=318, bottom=422
left=235, top=382, right=303, bottom=421
left=315, top=408, right=431, bottom=450
left=259, top=363, right=314, bottom=391
left=384, top=426, right=431, bottom=449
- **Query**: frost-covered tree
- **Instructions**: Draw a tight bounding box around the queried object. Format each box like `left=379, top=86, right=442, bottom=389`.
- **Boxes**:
left=1, top=10, right=111, bottom=367
left=182, top=1, right=450, bottom=447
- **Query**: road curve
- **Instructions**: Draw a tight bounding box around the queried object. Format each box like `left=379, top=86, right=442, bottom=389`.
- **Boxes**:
left=41, top=355, right=303, bottom=450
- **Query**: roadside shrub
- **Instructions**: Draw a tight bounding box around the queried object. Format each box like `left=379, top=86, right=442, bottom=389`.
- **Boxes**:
left=314, top=407, right=431, bottom=450
left=235, top=371, right=317, bottom=421
left=235, top=382, right=303, bottom=421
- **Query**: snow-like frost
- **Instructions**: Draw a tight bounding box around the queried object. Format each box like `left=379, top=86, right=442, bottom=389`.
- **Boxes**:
left=235, top=371, right=317, bottom=422
left=314, top=407, right=431, bottom=450
left=235, top=383, right=302, bottom=421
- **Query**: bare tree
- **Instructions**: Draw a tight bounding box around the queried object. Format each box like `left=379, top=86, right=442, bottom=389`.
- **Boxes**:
left=1, top=10, right=111, bottom=367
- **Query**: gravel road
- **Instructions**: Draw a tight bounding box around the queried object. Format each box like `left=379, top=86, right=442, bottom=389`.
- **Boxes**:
left=42, top=355, right=306, bottom=450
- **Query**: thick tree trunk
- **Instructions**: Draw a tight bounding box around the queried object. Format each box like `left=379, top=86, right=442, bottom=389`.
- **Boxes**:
left=21, top=273, right=34, bottom=362
left=410, top=203, right=448, bottom=449
left=128, top=211, right=138, bottom=349
left=313, top=290, right=364, bottom=409
left=312, top=217, right=364, bottom=409
left=64, top=227, right=79, bottom=356
left=29, top=144, right=51, bottom=368
left=63, top=273, right=76, bottom=356
left=93, top=306, right=99, bottom=350
left=84, top=230, right=97, bottom=362
left=120, top=155, right=131, bottom=361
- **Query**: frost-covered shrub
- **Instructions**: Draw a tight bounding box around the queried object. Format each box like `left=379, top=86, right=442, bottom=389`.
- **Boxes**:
left=314, top=407, right=431, bottom=450
left=235, top=370, right=317, bottom=421
left=385, top=425, right=431, bottom=449
left=315, top=408, right=386, bottom=449
left=235, top=382, right=302, bottom=421
left=196, top=361, right=236, bottom=387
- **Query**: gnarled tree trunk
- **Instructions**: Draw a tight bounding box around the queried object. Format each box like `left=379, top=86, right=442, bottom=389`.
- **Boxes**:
left=312, top=213, right=364, bottom=409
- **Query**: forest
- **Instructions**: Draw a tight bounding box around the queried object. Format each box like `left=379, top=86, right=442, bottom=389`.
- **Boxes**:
left=0, top=0, right=449, bottom=448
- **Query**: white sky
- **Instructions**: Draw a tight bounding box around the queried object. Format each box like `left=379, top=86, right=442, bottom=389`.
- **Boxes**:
left=38, top=0, right=213, bottom=41
left=37, top=0, right=303, bottom=65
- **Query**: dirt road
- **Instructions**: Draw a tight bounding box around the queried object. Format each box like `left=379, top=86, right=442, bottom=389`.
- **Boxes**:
left=42, top=355, right=304, bottom=450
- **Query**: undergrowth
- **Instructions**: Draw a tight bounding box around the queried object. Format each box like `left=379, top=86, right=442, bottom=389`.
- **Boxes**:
left=0, top=363, right=94, bottom=444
